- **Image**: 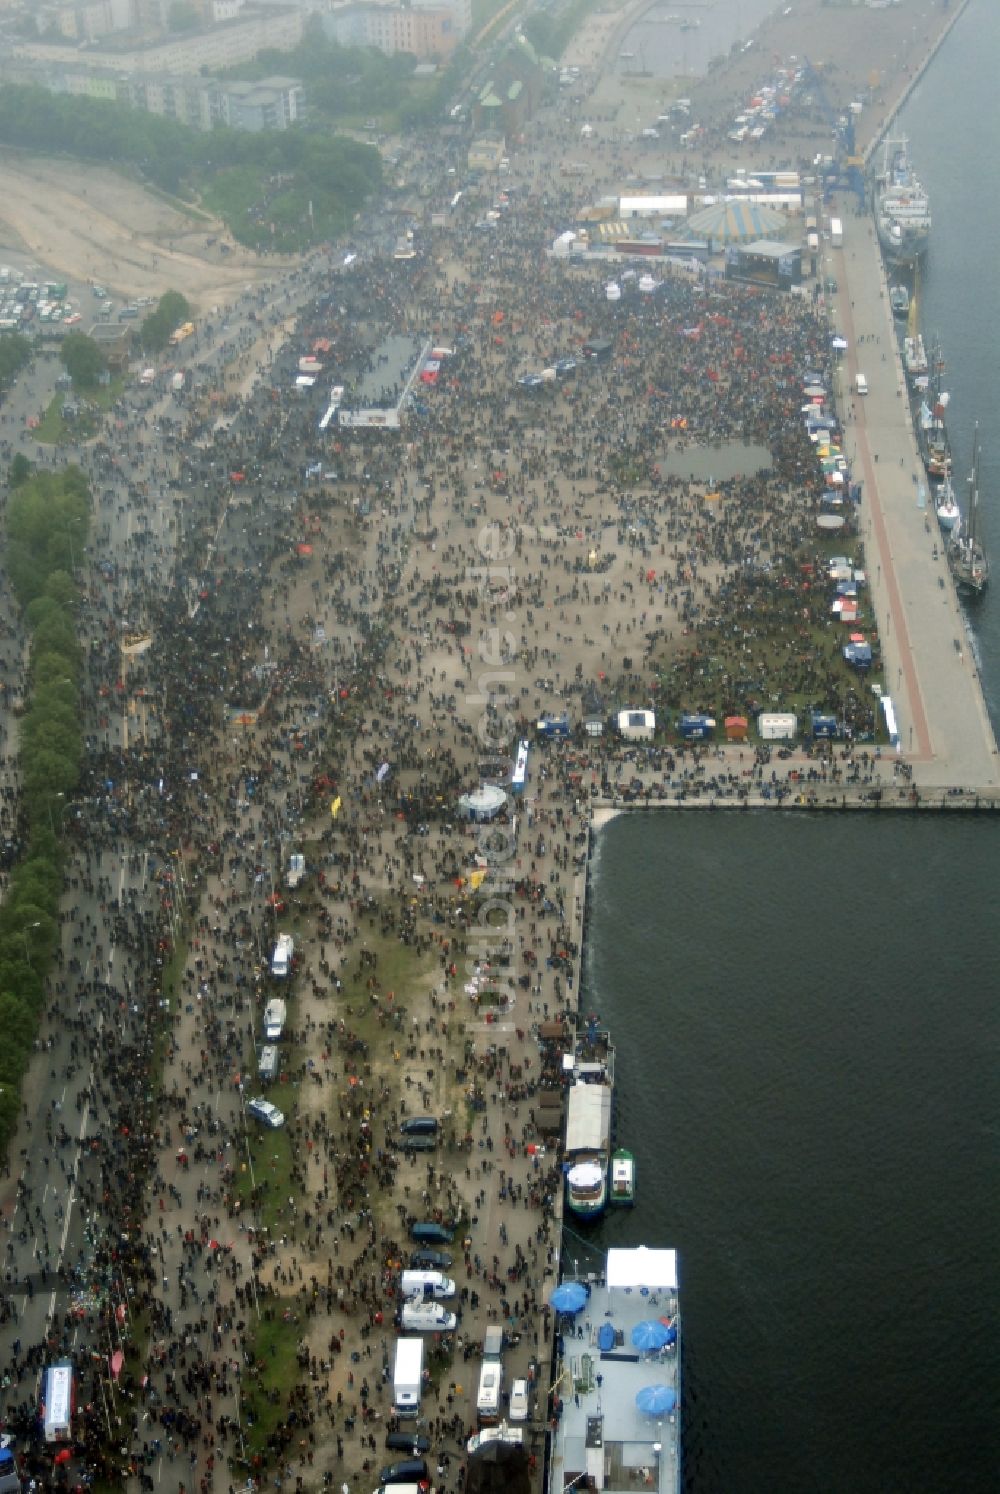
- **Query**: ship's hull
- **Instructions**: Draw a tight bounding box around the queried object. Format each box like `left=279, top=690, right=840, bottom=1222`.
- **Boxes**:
left=949, top=540, right=989, bottom=596
left=609, top=1148, right=636, bottom=1207
left=877, top=219, right=930, bottom=266
left=566, top=1158, right=608, bottom=1219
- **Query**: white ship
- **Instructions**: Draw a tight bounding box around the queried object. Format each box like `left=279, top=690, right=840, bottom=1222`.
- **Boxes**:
left=874, top=137, right=931, bottom=267
left=935, top=476, right=961, bottom=535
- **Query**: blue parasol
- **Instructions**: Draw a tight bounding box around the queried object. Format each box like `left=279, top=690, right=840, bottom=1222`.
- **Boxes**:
left=635, top=1384, right=677, bottom=1416
left=597, top=1323, right=616, bottom=1351
left=549, top=1281, right=589, bottom=1314
left=630, top=1319, right=671, bottom=1351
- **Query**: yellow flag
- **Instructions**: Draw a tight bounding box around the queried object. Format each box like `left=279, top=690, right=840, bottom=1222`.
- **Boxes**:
left=330, top=796, right=342, bottom=819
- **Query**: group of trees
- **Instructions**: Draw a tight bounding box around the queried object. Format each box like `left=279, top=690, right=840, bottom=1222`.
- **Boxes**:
left=140, top=291, right=192, bottom=353
left=0, top=464, right=89, bottom=1153
left=0, top=82, right=382, bottom=249
left=234, top=23, right=458, bottom=127
left=0, top=331, right=32, bottom=391
left=60, top=330, right=107, bottom=389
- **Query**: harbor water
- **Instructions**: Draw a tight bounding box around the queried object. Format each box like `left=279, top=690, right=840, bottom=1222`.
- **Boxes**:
left=583, top=813, right=998, bottom=1493
left=897, top=0, right=1000, bottom=713
left=578, top=4, right=1000, bottom=1490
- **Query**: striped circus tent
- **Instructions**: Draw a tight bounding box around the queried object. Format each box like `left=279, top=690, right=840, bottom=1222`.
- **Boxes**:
left=685, top=200, right=789, bottom=244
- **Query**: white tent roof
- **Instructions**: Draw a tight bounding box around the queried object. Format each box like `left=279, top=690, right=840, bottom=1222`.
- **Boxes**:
left=606, top=1245, right=678, bottom=1292
left=619, top=194, right=688, bottom=217
left=564, top=1083, right=612, bottom=1153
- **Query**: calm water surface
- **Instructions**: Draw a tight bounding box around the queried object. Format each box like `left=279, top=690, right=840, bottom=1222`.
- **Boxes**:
left=583, top=813, right=999, bottom=1492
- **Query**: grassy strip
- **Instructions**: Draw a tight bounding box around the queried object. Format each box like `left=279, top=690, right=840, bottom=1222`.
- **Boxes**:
left=35, top=378, right=125, bottom=445
left=0, top=465, right=90, bottom=1153
left=239, top=1306, right=305, bottom=1463
left=233, top=1074, right=299, bottom=1237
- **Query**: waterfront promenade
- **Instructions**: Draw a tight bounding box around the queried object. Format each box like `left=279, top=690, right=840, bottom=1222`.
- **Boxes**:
left=825, top=213, right=999, bottom=789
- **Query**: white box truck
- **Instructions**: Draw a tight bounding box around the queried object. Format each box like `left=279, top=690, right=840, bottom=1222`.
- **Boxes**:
left=393, top=1337, right=424, bottom=1417
left=483, top=1325, right=504, bottom=1359
left=830, top=216, right=843, bottom=247
left=42, top=1362, right=73, bottom=1442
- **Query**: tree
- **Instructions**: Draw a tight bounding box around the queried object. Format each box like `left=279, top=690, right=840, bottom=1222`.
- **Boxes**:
left=0, top=331, right=31, bottom=388
left=141, top=290, right=192, bottom=352
left=168, top=1, right=200, bottom=30
left=60, top=332, right=106, bottom=389
left=0, top=989, right=37, bottom=1043
left=8, top=453, right=32, bottom=488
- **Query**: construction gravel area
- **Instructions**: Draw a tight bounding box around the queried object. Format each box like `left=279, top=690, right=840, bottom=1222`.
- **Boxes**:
left=0, top=151, right=276, bottom=308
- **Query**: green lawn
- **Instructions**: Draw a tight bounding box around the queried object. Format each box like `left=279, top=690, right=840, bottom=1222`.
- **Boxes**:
left=333, top=926, right=436, bottom=1053
left=239, top=1305, right=305, bottom=1462
left=35, top=377, right=124, bottom=444
left=234, top=1074, right=299, bottom=1236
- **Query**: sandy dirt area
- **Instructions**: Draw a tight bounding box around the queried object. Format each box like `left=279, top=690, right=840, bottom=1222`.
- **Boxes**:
left=0, top=151, right=278, bottom=308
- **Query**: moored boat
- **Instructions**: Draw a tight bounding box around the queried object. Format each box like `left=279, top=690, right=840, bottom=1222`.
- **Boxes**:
left=874, top=136, right=931, bottom=267
left=949, top=425, right=990, bottom=596
left=935, top=476, right=961, bottom=535
left=566, top=1159, right=608, bottom=1217
left=890, top=285, right=910, bottom=318
left=918, top=352, right=951, bottom=479
left=610, top=1147, right=636, bottom=1206
left=563, top=1021, right=615, bottom=1221
left=903, top=334, right=928, bottom=385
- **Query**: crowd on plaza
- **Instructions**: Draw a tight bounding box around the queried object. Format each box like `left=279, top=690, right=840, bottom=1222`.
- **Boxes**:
left=0, top=14, right=928, bottom=1492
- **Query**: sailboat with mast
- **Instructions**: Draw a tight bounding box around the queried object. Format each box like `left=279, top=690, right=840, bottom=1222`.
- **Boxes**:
left=917, top=339, right=951, bottom=479
left=948, top=424, right=990, bottom=597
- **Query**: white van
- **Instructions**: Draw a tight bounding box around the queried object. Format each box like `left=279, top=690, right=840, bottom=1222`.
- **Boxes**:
left=476, top=1360, right=502, bottom=1423
left=855, top=373, right=869, bottom=396
left=263, top=998, right=287, bottom=1042
left=271, top=933, right=294, bottom=977
left=258, top=1045, right=279, bottom=1082
left=400, top=1270, right=456, bottom=1301
left=400, top=1301, right=457, bottom=1332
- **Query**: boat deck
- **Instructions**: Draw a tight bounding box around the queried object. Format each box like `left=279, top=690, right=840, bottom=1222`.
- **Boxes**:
left=549, top=1250, right=680, bottom=1494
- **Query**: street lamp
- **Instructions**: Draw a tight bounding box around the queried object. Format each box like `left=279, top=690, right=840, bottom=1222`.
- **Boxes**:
left=22, top=921, right=42, bottom=968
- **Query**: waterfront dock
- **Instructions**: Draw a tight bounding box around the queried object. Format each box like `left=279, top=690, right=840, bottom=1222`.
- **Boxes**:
left=824, top=209, right=998, bottom=789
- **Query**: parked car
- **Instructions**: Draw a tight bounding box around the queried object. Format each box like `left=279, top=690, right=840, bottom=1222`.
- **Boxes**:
left=409, top=1221, right=452, bottom=1245
left=247, top=1097, right=285, bottom=1129
left=378, top=1458, right=429, bottom=1486
left=409, top=1248, right=453, bottom=1270
left=385, top=1433, right=431, bottom=1455
left=509, top=1378, right=530, bottom=1422
left=396, top=1134, right=436, bottom=1153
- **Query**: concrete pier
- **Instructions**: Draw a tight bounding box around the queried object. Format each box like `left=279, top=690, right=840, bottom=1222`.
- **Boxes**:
left=822, top=211, right=998, bottom=789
